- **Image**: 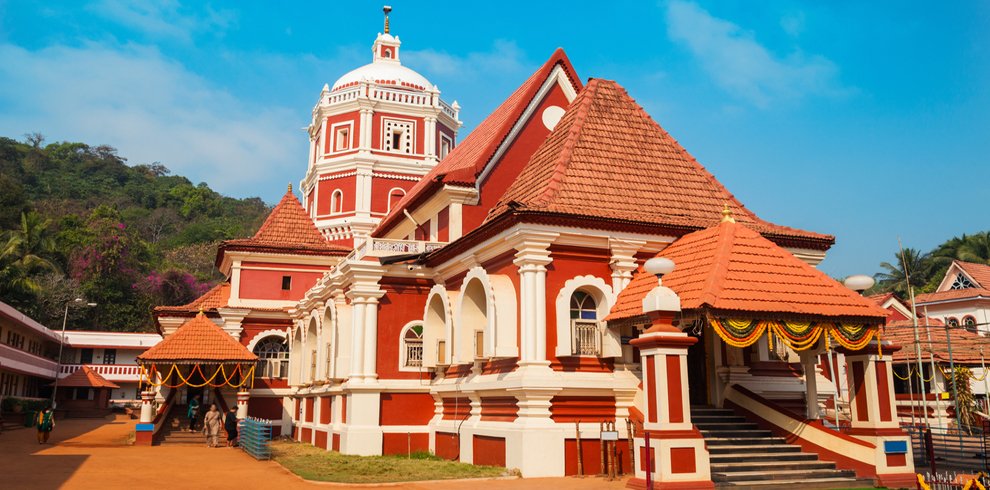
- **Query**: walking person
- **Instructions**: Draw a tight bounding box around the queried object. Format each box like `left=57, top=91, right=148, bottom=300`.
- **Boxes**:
left=36, top=406, right=55, bottom=444
left=203, top=404, right=221, bottom=448
left=186, top=395, right=200, bottom=432
left=224, top=407, right=238, bottom=448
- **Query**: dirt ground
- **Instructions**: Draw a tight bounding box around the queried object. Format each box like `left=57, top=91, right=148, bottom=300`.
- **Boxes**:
left=0, top=415, right=628, bottom=489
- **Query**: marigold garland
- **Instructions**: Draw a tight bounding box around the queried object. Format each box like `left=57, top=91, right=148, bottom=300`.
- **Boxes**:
left=140, top=363, right=256, bottom=388
left=708, top=317, right=878, bottom=352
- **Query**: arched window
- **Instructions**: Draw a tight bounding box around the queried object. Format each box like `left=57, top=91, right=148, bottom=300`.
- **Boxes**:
left=254, top=337, right=289, bottom=378
left=570, top=290, right=600, bottom=356
left=387, top=188, right=405, bottom=213
left=330, top=189, right=344, bottom=214
left=401, top=322, right=424, bottom=368
left=384, top=48, right=392, bottom=59
left=947, top=317, right=960, bottom=327
left=964, top=316, right=978, bottom=332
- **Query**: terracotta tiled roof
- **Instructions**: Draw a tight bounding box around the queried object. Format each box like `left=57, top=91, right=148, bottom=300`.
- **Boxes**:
left=956, top=261, right=990, bottom=288
left=915, top=288, right=990, bottom=304
left=138, top=312, right=257, bottom=363
left=867, top=293, right=896, bottom=307
left=883, top=317, right=987, bottom=364
left=486, top=79, right=832, bottom=248
left=372, top=49, right=582, bottom=238
left=607, top=219, right=886, bottom=322
left=220, top=187, right=349, bottom=258
left=154, top=283, right=230, bottom=315
left=54, top=365, right=120, bottom=389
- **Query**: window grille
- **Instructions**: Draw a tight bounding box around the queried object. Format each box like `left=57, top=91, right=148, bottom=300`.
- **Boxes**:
left=254, top=337, right=289, bottom=379
left=382, top=119, right=414, bottom=154
left=951, top=273, right=976, bottom=290
left=570, top=290, right=602, bottom=356
left=403, top=324, right=423, bottom=367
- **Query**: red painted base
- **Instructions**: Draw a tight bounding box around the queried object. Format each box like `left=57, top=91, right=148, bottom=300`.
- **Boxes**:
left=134, top=431, right=153, bottom=445
left=876, top=472, right=919, bottom=489
left=626, top=477, right=715, bottom=489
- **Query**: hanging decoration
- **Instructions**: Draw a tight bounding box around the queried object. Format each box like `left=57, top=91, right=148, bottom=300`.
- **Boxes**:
left=139, top=363, right=256, bottom=389
left=708, top=317, right=878, bottom=352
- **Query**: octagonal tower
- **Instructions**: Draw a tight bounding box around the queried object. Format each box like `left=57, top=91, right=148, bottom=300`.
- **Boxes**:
left=299, top=10, right=461, bottom=247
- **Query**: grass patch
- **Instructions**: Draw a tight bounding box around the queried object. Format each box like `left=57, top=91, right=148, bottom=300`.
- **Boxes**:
left=271, top=440, right=510, bottom=483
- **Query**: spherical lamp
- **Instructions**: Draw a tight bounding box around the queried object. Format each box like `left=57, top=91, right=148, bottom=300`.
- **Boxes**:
left=843, top=274, right=876, bottom=294
left=644, top=257, right=675, bottom=278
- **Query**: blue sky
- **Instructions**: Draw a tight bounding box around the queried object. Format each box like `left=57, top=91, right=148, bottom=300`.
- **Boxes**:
left=0, top=1, right=987, bottom=278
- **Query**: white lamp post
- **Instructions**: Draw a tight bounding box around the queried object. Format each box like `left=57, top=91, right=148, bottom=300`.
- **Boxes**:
left=51, top=298, right=96, bottom=409
left=843, top=274, right=875, bottom=294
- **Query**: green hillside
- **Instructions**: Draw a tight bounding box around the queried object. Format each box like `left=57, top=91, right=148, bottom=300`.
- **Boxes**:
left=0, top=135, right=269, bottom=332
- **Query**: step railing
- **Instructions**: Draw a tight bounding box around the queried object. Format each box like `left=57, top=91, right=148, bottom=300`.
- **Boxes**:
left=906, top=423, right=990, bottom=473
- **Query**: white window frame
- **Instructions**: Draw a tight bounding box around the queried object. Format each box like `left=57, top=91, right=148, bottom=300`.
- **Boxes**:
left=330, top=121, right=353, bottom=153
left=382, top=117, right=416, bottom=155
left=387, top=187, right=406, bottom=214
left=398, top=321, right=425, bottom=372
left=554, top=275, right=617, bottom=358
left=439, top=133, right=453, bottom=159
left=330, top=189, right=344, bottom=214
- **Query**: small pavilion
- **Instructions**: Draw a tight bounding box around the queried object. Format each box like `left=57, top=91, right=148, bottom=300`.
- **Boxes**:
left=608, top=212, right=915, bottom=489
left=134, top=311, right=258, bottom=445
left=52, top=365, right=120, bottom=417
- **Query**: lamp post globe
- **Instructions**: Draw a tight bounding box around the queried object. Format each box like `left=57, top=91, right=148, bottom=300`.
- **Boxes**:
left=843, top=274, right=875, bottom=294
left=644, top=257, right=675, bottom=278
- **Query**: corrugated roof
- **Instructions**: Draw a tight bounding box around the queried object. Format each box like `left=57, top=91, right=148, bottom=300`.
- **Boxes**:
left=486, top=78, right=832, bottom=247
left=138, top=312, right=257, bottom=362
left=372, top=48, right=582, bottom=237
left=607, top=219, right=886, bottom=322
left=55, top=365, right=120, bottom=389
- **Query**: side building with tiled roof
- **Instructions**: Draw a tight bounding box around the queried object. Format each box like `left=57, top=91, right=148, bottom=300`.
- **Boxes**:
left=916, top=260, right=990, bottom=333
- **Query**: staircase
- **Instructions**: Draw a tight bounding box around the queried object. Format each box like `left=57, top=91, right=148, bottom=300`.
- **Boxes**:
left=693, top=406, right=872, bottom=489
left=157, top=404, right=227, bottom=446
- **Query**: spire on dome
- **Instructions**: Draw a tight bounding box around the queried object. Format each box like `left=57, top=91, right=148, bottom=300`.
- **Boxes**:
left=383, top=5, right=391, bottom=34
left=721, top=203, right=735, bottom=223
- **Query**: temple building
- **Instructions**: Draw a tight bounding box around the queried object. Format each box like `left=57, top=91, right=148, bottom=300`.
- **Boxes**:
left=143, top=9, right=917, bottom=488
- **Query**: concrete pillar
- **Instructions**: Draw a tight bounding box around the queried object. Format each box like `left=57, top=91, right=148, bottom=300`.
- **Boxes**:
left=842, top=342, right=916, bottom=488
left=237, top=391, right=249, bottom=419
left=801, top=350, right=820, bottom=420
left=139, top=390, right=154, bottom=423
left=349, top=299, right=366, bottom=382
left=630, top=274, right=714, bottom=489
left=362, top=297, right=379, bottom=381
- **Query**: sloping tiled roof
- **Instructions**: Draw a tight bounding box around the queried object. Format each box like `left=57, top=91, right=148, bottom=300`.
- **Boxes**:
left=485, top=78, right=832, bottom=248
left=607, top=219, right=886, bottom=322
left=372, top=48, right=582, bottom=238
left=883, top=317, right=987, bottom=364
left=957, top=261, right=990, bottom=288
left=55, top=365, right=120, bottom=389
left=220, top=187, right=349, bottom=258
left=138, top=312, right=257, bottom=363
left=916, top=288, right=990, bottom=304
left=154, top=283, right=231, bottom=316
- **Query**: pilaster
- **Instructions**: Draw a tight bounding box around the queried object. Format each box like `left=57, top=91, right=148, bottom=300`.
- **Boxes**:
left=609, top=239, right=645, bottom=296
left=217, top=307, right=250, bottom=340
left=508, top=231, right=557, bottom=366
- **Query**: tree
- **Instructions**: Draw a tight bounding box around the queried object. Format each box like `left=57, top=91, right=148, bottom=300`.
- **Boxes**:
left=0, top=211, right=59, bottom=302
left=873, top=248, right=933, bottom=296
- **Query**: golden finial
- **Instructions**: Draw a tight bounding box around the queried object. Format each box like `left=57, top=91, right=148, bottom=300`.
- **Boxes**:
left=287, top=182, right=293, bottom=193
left=198, top=307, right=205, bottom=316
left=383, top=5, right=392, bottom=34
left=721, top=203, right=736, bottom=223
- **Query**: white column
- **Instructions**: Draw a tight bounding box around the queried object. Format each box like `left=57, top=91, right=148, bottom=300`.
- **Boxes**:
left=139, top=390, right=154, bottom=423
left=349, top=299, right=366, bottom=382
left=510, top=232, right=556, bottom=366
left=801, top=351, right=820, bottom=419
left=237, top=391, right=249, bottom=419
left=534, top=263, right=548, bottom=362
left=362, top=297, right=379, bottom=381
left=358, top=106, right=372, bottom=150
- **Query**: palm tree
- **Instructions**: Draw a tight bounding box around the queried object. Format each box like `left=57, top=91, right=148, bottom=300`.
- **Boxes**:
left=956, top=231, right=990, bottom=265
left=0, top=211, right=59, bottom=298
left=874, top=248, right=932, bottom=296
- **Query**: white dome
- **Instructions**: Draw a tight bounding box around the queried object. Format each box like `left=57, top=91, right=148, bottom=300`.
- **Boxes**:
left=331, top=62, right=433, bottom=91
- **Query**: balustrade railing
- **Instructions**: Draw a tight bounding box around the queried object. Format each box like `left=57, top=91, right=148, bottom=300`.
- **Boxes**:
left=321, top=83, right=459, bottom=120
left=59, top=364, right=141, bottom=379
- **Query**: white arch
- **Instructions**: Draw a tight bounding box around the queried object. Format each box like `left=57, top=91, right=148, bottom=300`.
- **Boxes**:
left=554, top=275, right=617, bottom=358
left=423, top=285, right=455, bottom=368
left=289, top=320, right=304, bottom=386
left=321, top=302, right=336, bottom=380
left=398, top=320, right=425, bottom=372
left=454, top=267, right=518, bottom=363
left=246, top=329, right=288, bottom=352
left=304, top=315, right=319, bottom=381
left=330, top=189, right=344, bottom=214
left=386, top=187, right=406, bottom=214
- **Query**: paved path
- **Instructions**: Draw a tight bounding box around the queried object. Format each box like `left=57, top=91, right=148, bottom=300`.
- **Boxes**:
left=0, top=415, right=627, bottom=489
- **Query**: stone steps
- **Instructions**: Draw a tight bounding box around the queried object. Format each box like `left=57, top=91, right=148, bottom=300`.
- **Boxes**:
left=691, top=406, right=871, bottom=489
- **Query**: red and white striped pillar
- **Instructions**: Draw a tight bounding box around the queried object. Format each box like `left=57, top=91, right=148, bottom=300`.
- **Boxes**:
left=628, top=276, right=713, bottom=489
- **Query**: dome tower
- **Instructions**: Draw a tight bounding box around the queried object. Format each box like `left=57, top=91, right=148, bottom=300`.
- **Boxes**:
left=300, top=6, right=461, bottom=247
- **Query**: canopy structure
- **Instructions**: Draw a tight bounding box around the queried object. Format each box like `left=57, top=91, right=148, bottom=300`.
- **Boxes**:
left=137, top=311, right=258, bottom=389
left=608, top=215, right=888, bottom=352
left=53, top=365, right=120, bottom=389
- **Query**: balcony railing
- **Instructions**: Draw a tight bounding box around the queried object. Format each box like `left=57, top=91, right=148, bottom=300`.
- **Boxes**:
left=349, top=237, right=447, bottom=261
left=59, top=364, right=142, bottom=381
left=322, top=83, right=460, bottom=121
